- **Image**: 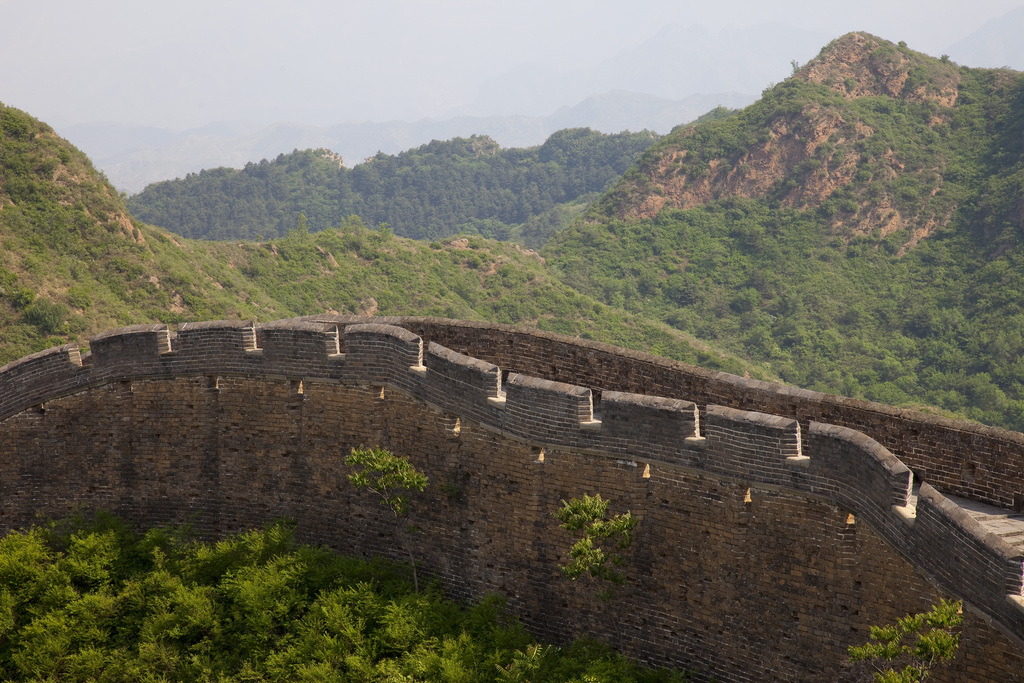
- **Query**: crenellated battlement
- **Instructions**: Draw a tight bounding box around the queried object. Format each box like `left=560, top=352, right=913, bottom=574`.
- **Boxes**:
left=325, top=315, right=1024, bottom=513
left=1, top=317, right=1023, bottom=680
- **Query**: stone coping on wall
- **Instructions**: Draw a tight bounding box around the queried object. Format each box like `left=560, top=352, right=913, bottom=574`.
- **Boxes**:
left=298, top=315, right=1024, bottom=512
left=0, top=317, right=1022, bottom=642
left=301, top=314, right=1021, bottom=434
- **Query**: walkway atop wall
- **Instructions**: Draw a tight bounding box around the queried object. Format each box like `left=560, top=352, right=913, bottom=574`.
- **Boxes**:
left=948, top=494, right=1024, bottom=553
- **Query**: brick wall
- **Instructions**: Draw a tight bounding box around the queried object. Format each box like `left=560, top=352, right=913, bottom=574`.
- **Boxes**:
left=1, top=318, right=1023, bottom=681
left=324, top=315, right=1024, bottom=511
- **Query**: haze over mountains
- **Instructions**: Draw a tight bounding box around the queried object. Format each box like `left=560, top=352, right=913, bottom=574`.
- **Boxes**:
left=71, top=16, right=823, bottom=194
left=6, top=2, right=1023, bottom=194
left=945, top=4, right=1024, bottom=69
left=58, top=7, right=1024, bottom=194
left=67, top=91, right=749, bottom=195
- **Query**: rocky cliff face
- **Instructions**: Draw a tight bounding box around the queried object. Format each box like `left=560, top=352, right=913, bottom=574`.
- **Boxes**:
left=625, top=104, right=869, bottom=216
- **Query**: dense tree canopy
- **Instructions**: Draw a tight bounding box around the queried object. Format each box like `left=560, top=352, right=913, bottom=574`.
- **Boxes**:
left=0, top=514, right=691, bottom=682
left=127, top=129, right=659, bottom=246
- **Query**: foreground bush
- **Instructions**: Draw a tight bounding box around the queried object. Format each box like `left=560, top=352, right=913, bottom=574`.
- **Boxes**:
left=0, top=514, right=689, bottom=682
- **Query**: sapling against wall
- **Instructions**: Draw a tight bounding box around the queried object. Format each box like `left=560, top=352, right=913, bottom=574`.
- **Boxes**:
left=554, top=494, right=637, bottom=599
left=848, top=599, right=962, bottom=682
left=554, top=494, right=638, bottom=642
left=345, top=445, right=429, bottom=592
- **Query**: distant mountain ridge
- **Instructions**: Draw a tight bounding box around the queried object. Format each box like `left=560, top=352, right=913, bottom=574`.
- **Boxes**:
left=126, top=128, right=662, bottom=246
left=56, top=19, right=831, bottom=194
left=65, top=91, right=751, bottom=194
left=944, top=4, right=1024, bottom=70
left=455, top=22, right=830, bottom=117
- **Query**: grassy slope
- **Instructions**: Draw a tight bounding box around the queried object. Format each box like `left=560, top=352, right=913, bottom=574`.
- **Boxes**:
left=0, top=102, right=763, bottom=379
left=544, top=34, right=1024, bottom=429
left=0, top=103, right=263, bottom=361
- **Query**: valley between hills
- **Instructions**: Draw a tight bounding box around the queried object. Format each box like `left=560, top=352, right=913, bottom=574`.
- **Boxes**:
left=4, top=31, right=1024, bottom=434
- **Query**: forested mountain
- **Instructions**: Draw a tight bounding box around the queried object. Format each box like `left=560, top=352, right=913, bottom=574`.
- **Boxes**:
left=126, top=128, right=659, bottom=247
left=545, top=33, right=1024, bottom=429
left=12, top=32, right=1024, bottom=432
left=0, top=101, right=758, bottom=378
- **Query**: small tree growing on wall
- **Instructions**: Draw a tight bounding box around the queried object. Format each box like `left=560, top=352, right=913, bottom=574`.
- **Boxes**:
left=848, top=599, right=962, bottom=682
left=346, top=446, right=429, bottom=592
left=554, top=494, right=637, bottom=641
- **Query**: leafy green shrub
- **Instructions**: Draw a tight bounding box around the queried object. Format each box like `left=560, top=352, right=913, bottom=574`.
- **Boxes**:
left=849, top=599, right=962, bottom=681
left=0, top=515, right=691, bottom=682
left=346, top=446, right=429, bottom=592
left=554, top=494, right=637, bottom=603
left=7, top=286, right=35, bottom=311
left=22, top=298, right=68, bottom=334
left=106, top=256, right=144, bottom=279
left=0, top=107, right=32, bottom=140
left=66, top=286, right=92, bottom=310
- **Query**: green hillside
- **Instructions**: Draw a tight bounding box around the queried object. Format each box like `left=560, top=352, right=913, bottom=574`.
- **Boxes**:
left=0, top=101, right=760, bottom=378
left=126, top=129, right=659, bottom=247
left=0, top=102, right=268, bottom=361
left=544, top=33, right=1024, bottom=429
left=24, top=33, right=1024, bottom=431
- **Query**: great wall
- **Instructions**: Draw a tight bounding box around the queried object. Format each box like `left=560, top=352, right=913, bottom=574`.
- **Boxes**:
left=1, top=315, right=1022, bottom=681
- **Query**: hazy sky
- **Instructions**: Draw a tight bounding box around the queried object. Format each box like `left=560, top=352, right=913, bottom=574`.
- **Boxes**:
left=2, top=0, right=1023, bottom=130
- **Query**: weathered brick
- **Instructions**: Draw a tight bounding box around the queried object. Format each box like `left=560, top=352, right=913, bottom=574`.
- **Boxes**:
left=0, top=317, right=1021, bottom=683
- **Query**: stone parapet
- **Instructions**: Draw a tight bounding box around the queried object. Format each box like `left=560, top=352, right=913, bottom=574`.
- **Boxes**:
left=0, top=317, right=1022, bottom=668
left=304, top=315, right=1024, bottom=511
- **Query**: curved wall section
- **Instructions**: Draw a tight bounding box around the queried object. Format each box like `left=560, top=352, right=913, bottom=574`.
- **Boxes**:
left=330, top=315, right=1024, bottom=511
left=1, top=318, right=1023, bottom=682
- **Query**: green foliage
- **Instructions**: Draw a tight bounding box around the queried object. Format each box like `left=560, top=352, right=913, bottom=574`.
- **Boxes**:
left=0, top=515, right=690, bottom=682
left=496, top=643, right=558, bottom=682
left=440, top=481, right=462, bottom=499
left=0, top=101, right=291, bottom=362
left=127, top=130, right=659, bottom=247
left=544, top=56, right=1024, bottom=431
left=66, top=286, right=92, bottom=310
left=346, top=446, right=429, bottom=592
left=22, top=298, right=68, bottom=334
left=213, top=217, right=765, bottom=377
left=346, top=446, right=429, bottom=519
left=0, top=100, right=768, bottom=382
left=849, top=599, right=963, bottom=682
left=554, top=495, right=637, bottom=602
left=8, top=286, right=35, bottom=311
left=492, top=639, right=688, bottom=683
